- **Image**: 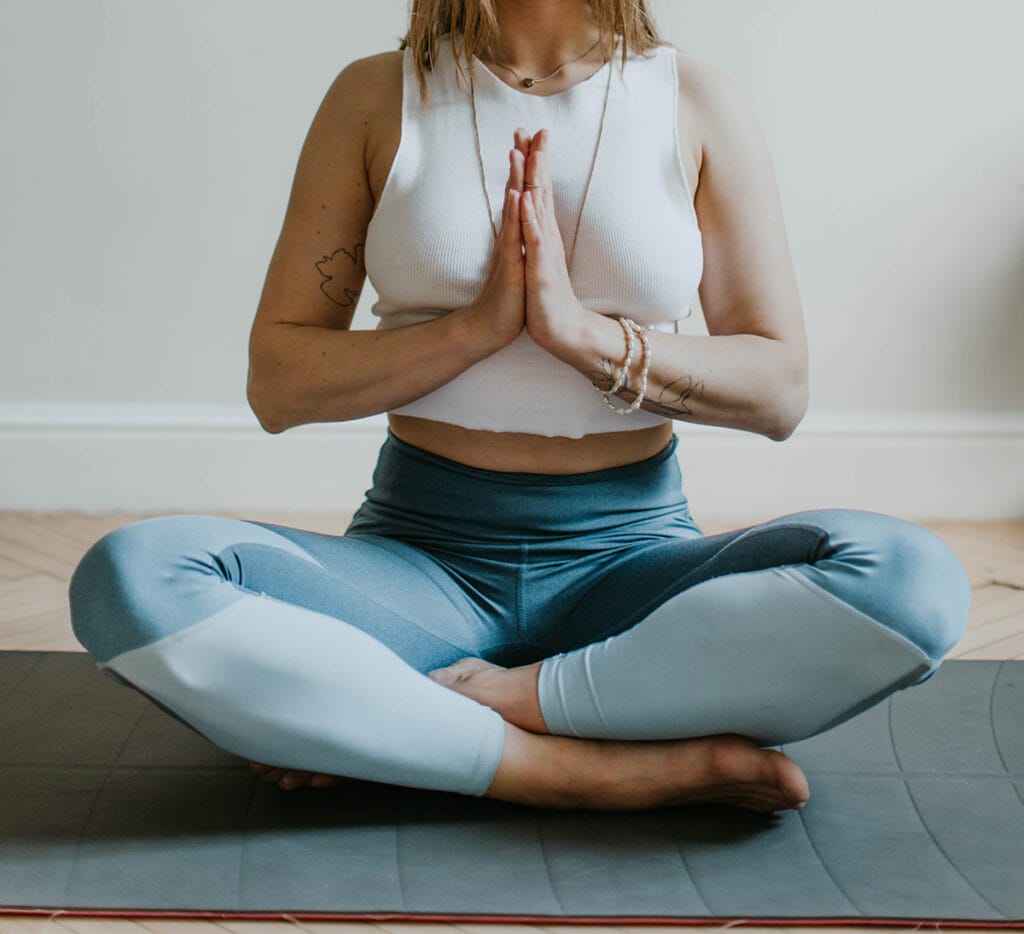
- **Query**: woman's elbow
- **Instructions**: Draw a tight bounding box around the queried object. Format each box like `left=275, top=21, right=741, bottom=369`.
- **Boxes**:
left=247, top=372, right=287, bottom=434
left=769, top=370, right=809, bottom=442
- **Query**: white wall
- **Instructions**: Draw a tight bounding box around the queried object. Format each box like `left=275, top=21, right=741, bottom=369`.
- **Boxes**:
left=666, top=0, right=1024, bottom=413
left=1, top=0, right=1022, bottom=518
left=0, top=0, right=402, bottom=404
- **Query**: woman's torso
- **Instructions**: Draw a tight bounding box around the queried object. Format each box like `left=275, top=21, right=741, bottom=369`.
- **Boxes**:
left=363, top=42, right=705, bottom=475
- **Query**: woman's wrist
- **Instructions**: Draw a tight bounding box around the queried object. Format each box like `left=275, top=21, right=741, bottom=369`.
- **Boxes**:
left=544, top=307, right=623, bottom=386
left=455, top=301, right=523, bottom=355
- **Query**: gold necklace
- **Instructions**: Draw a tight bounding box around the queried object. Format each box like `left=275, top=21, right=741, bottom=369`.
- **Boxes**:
left=468, top=35, right=618, bottom=279
left=480, top=36, right=602, bottom=88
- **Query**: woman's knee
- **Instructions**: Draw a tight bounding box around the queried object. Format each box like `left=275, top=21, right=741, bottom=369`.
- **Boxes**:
left=784, top=508, right=972, bottom=664
left=69, top=516, right=173, bottom=661
left=68, top=514, right=241, bottom=664
left=883, top=517, right=971, bottom=662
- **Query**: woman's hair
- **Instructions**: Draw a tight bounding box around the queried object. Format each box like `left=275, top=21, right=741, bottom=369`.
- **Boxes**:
left=398, top=0, right=669, bottom=106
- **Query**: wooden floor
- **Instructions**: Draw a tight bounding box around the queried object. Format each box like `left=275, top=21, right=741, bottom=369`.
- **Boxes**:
left=1, top=510, right=1022, bottom=934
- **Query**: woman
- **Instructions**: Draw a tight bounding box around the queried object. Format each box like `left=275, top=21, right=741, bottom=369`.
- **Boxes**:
left=68, top=0, right=971, bottom=815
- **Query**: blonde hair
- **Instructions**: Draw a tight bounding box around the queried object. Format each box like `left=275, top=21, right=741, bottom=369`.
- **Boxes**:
left=397, top=0, right=670, bottom=107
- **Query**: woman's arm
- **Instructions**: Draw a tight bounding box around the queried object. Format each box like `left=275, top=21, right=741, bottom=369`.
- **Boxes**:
left=549, top=53, right=809, bottom=442
left=246, top=54, right=502, bottom=434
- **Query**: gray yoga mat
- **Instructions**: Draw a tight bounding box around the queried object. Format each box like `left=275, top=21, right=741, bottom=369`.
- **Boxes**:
left=0, top=650, right=1022, bottom=926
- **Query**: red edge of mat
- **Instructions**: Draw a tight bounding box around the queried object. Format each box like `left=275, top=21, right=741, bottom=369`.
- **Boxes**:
left=1, top=909, right=1022, bottom=928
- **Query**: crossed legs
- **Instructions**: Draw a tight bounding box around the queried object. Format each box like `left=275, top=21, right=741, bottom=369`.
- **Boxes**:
left=68, top=508, right=969, bottom=814
left=429, top=508, right=971, bottom=811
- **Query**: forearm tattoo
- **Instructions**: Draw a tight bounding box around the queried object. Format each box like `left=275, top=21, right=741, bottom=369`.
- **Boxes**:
left=314, top=244, right=364, bottom=307
left=647, top=374, right=706, bottom=417
left=588, top=357, right=706, bottom=418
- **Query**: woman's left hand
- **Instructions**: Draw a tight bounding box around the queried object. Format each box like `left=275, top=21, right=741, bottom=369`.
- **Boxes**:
left=519, top=129, right=592, bottom=355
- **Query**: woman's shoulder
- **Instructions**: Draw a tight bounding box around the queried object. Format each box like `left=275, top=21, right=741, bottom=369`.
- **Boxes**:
left=667, top=45, right=745, bottom=103
left=320, top=50, right=403, bottom=118
left=668, top=46, right=766, bottom=160
left=353, top=48, right=405, bottom=84
left=313, top=51, right=403, bottom=193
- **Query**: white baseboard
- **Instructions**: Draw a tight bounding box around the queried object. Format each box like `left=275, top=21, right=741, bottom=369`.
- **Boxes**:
left=1, top=403, right=1022, bottom=520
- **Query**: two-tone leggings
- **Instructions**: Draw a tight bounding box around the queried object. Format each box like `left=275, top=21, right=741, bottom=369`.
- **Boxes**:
left=68, top=429, right=972, bottom=798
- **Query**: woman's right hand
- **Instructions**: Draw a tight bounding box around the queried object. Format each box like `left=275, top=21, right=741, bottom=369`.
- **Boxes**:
left=464, top=128, right=531, bottom=351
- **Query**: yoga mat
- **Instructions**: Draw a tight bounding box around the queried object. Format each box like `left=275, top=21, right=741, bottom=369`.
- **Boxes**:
left=0, top=650, right=1021, bottom=927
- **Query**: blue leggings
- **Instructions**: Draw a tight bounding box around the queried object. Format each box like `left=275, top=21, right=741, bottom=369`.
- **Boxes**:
left=68, top=429, right=971, bottom=798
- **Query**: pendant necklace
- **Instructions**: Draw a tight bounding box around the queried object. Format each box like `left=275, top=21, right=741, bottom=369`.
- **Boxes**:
left=483, top=36, right=602, bottom=89
left=468, top=35, right=618, bottom=279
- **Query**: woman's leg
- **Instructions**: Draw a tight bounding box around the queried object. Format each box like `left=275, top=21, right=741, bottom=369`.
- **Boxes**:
left=535, top=508, right=970, bottom=745
left=433, top=508, right=971, bottom=749
left=70, top=514, right=792, bottom=814
left=67, top=514, right=508, bottom=797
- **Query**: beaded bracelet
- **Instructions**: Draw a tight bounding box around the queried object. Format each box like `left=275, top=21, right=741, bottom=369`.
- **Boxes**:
left=597, top=316, right=653, bottom=415
left=605, top=315, right=635, bottom=396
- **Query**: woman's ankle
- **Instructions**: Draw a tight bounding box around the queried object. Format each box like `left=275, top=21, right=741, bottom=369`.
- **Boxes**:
left=482, top=721, right=578, bottom=807
left=500, top=661, right=549, bottom=734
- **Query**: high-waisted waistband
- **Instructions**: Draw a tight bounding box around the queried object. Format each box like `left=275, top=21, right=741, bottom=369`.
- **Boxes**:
left=344, top=428, right=697, bottom=543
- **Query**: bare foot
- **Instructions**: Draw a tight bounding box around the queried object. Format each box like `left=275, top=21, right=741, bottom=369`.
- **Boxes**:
left=247, top=760, right=354, bottom=791
left=427, top=656, right=549, bottom=733
left=427, top=657, right=812, bottom=814
left=486, top=723, right=811, bottom=814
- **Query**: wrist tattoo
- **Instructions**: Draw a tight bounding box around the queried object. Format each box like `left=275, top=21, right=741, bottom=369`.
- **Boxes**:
left=588, top=356, right=627, bottom=393
left=315, top=244, right=364, bottom=307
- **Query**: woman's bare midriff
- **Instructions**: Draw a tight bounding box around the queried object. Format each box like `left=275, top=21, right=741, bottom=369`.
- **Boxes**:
left=387, top=413, right=675, bottom=474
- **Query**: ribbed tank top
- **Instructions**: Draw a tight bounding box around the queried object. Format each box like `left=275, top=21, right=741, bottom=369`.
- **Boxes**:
left=363, top=33, right=704, bottom=439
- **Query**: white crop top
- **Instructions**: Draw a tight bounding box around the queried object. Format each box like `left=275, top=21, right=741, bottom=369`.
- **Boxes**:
left=362, top=32, right=704, bottom=438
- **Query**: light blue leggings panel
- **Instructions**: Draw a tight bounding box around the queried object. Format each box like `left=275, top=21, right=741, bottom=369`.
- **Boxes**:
left=68, top=429, right=972, bottom=797
left=67, top=514, right=508, bottom=798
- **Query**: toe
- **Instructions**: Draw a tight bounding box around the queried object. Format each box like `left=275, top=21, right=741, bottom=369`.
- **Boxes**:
left=767, top=750, right=811, bottom=803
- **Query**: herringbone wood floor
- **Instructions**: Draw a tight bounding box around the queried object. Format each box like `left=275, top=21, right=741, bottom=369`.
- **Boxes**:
left=1, top=510, right=1022, bottom=934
